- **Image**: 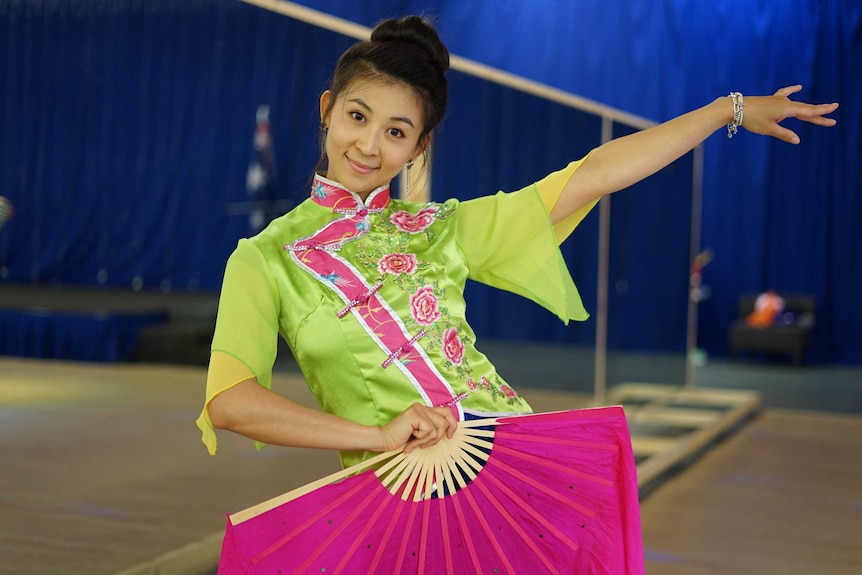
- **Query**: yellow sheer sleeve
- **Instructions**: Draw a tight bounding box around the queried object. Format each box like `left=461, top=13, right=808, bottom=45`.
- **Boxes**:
left=456, top=156, right=597, bottom=324
left=195, top=238, right=281, bottom=455
left=534, top=155, right=599, bottom=245
left=195, top=351, right=256, bottom=455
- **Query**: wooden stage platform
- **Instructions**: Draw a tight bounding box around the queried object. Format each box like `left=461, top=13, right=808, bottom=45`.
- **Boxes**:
left=1, top=357, right=860, bottom=574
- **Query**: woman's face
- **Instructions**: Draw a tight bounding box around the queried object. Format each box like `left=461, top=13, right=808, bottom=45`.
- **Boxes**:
left=320, top=79, right=425, bottom=199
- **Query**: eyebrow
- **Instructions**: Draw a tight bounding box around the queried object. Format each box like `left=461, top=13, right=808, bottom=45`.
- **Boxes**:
left=348, top=98, right=416, bottom=128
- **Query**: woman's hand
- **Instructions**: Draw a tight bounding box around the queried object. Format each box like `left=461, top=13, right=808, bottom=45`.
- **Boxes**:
left=377, top=402, right=458, bottom=453
left=742, top=85, right=839, bottom=144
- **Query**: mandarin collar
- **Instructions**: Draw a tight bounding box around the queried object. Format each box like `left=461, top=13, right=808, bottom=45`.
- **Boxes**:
left=310, top=173, right=391, bottom=211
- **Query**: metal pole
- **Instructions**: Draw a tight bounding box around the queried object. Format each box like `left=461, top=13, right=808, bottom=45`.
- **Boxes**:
left=593, top=116, right=614, bottom=406
left=685, top=144, right=705, bottom=388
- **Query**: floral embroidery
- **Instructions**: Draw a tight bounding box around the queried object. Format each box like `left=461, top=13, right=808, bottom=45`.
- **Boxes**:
left=463, top=375, right=523, bottom=407
left=311, top=181, right=328, bottom=200
left=410, top=285, right=441, bottom=325
left=334, top=197, right=526, bottom=409
left=319, top=272, right=353, bottom=288
left=391, top=208, right=437, bottom=233
left=377, top=253, right=418, bottom=276
left=442, top=328, right=465, bottom=366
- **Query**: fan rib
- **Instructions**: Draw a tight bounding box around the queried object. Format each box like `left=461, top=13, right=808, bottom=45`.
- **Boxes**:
left=449, top=444, right=483, bottom=481
left=268, top=477, right=380, bottom=570
left=486, top=457, right=597, bottom=518
left=482, top=470, right=581, bottom=554
left=401, top=452, right=426, bottom=501
left=392, top=499, right=420, bottom=573
left=457, top=416, right=499, bottom=429
left=385, top=453, right=421, bottom=497
left=417, top=493, right=432, bottom=575
left=367, top=498, right=407, bottom=573
left=458, top=436, right=493, bottom=473
left=461, top=427, right=495, bottom=438
left=439, top=435, right=466, bottom=492
left=412, top=451, right=432, bottom=502
left=331, top=489, right=394, bottom=573
left=494, top=443, right=614, bottom=486
left=230, top=448, right=398, bottom=524
left=498, top=431, right=620, bottom=452
left=380, top=453, right=418, bottom=493
left=473, top=479, right=562, bottom=575
left=445, top=443, right=471, bottom=491
left=250, top=473, right=377, bottom=563
left=439, top=492, right=455, bottom=573
left=374, top=450, right=409, bottom=479
left=433, top=444, right=448, bottom=499
left=451, top=491, right=484, bottom=573
left=462, top=433, right=495, bottom=451
left=460, top=487, right=518, bottom=574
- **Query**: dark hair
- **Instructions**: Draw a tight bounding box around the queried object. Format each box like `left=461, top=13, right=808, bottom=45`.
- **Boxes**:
left=324, top=15, right=450, bottom=143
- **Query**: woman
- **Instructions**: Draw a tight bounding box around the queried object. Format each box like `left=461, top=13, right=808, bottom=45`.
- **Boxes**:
left=196, top=16, right=838, bottom=468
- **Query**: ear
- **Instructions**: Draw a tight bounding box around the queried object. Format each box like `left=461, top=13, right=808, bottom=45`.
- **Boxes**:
left=319, top=90, right=332, bottom=125
left=415, top=134, right=432, bottom=157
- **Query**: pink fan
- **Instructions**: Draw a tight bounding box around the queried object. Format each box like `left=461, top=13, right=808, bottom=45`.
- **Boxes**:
left=219, top=406, right=644, bottom=574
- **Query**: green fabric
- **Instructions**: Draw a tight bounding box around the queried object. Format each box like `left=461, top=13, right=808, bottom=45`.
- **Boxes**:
left=210, top=163, right=593, bottom=468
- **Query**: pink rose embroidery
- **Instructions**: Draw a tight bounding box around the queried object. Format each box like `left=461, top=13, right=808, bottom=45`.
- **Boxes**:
left=377, top=253, right=417, bottom=275
left=500, top=383, right=517, bottom=399
left=391, top=208, right=436, bottom=233
left=466, top=379, right=478, bottom=391
left=442, top=328, right=465, bottom=366
left=410, top=285, right=441, bottom=325
left=479, top=376, right=491, bottom=389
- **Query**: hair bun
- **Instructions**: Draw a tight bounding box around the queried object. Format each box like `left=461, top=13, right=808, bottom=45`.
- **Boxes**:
left=370, top=16, right=449, bottom=75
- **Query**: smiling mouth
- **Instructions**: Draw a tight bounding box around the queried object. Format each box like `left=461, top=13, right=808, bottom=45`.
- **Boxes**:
left=347, top=157, right=378, bottom=174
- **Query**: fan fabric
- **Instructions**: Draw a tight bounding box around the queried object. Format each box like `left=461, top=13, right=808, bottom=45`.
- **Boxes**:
left=218, top=406, right=644, bottom=574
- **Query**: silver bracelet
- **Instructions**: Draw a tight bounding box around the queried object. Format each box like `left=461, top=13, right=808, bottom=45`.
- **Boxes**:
left=727, top=92, right=744, bottom=138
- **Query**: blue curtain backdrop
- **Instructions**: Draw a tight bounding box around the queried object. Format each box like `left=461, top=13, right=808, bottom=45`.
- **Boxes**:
left=1, top=0, right=858, bottom=364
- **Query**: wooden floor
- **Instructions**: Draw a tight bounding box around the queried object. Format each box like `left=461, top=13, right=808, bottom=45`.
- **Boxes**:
left=0, top=358, right=341, bottom=575
left=1, top=357, right=861, bottom=574
left=640, top=408, right=862, bottom=575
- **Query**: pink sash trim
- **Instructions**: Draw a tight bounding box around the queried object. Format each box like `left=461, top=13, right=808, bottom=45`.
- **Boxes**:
left=287, top=176, right=464, bottom=419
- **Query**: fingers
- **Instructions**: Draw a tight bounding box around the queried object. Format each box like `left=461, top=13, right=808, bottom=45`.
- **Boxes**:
left=802, top=114, right=838, bottom=127
left=797, top=102, right=839, bottom=125
left=432, top=406, right=459, bottom=438
left=774, top=85, right=803, bottom=98
left=744, top=90, right=838, bottom=145
left=768, top=125, right=801, bottom=145
left=403, top=404, right=459, bottom=452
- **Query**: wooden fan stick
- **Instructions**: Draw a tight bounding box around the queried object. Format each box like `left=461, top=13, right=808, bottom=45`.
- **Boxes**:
left=232, top=418, right=502, bottom=522
left=433, top=447, right=448, bottom=499
left=377, top=450, right=414, bottom=489
left=457, top=416, right=500, bottom=428
left=386, top=452, right=423, bottom=497
left=230, top=446, right=402, bottom=523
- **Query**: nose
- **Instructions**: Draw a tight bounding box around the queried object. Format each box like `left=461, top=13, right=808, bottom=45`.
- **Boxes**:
left=355, top=129, right=380, bottom=157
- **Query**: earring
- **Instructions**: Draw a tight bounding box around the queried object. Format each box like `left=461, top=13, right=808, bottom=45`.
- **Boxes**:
left=318, top=123, right=328, bottom=157
left=404, top=159, right=414, bottom=197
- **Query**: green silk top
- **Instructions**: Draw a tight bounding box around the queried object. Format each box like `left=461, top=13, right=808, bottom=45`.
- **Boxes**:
left=197, top=158, right=596, bottom=468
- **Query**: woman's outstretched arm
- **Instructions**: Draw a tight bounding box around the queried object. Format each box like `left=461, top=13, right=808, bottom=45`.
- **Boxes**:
left=550, top=86, right=839, bottom=224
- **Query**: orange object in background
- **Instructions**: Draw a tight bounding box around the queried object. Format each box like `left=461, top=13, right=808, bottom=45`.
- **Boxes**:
left=746, top=290, right=785, bottom=328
